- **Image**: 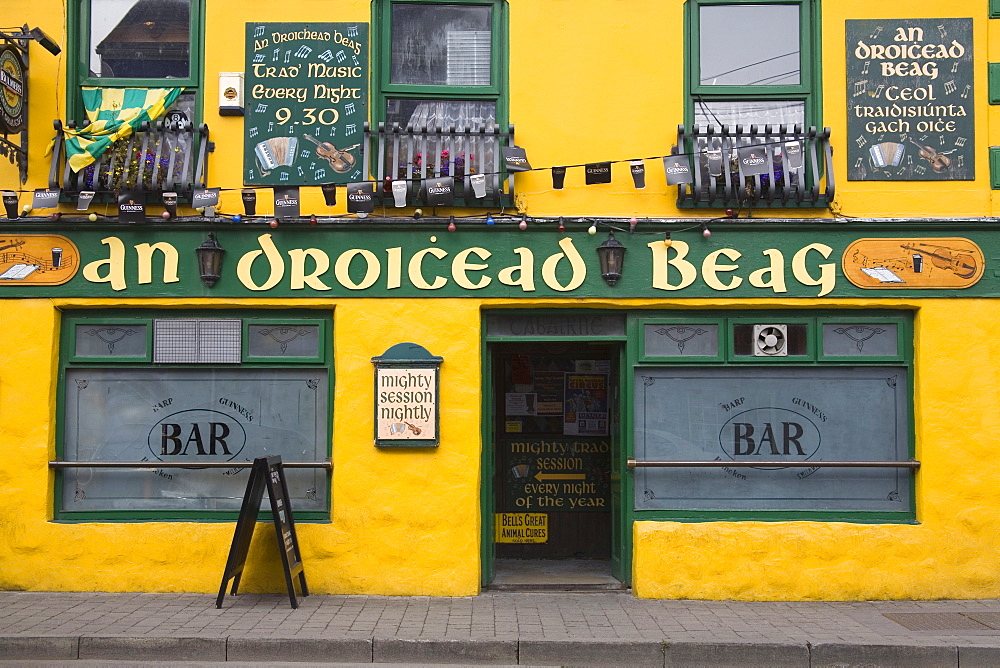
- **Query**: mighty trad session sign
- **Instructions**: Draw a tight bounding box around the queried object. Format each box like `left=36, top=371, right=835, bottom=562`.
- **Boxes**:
left=244, top=22, right=369, bottom=186
left=847, top=18, right=973, bottom=181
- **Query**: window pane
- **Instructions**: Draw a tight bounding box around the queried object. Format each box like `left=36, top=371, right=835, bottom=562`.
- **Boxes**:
left=154, top=319, right=241, bottom=364
left=644, top=324, right=719, bottom=357
left=694, top=100, right=805, bottom=129
left=699, top=4, right=800, bottom=86
left=386, top=98, right=496, bottom=129
left=733, top=323, right=807, bottom=356
left=75, top=324, right=148, bottom=357
left=385, top=99, right=498, bottom=179
left=823, top=324, right=898, bottom=357
left=62, top=368, right=328, bottom=512
left=390, top=4, right=492, bottom=86
left=89, top=0, right=192, bottom=79
left=248, top=324, right=321, bottom=358
left=633, top=366, right=911, bottom=512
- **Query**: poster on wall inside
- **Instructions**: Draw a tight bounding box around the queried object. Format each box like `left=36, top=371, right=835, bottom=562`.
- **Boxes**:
left=563, top=374, right=608, bottom=436
left=533, top=371, right=565, bottom=415
left=846, top=18, right=973, bottom=181
left=243, top=22, right=369, bottom=186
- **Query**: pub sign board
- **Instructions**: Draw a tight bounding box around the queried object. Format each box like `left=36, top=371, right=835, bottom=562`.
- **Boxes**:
left=847, top=18, right=974, bottom=181
left=372, top=343, right=442, bottom=447
left=0, top=43, right=26, bottom=134
left=243, top=22, right=369, bottom=186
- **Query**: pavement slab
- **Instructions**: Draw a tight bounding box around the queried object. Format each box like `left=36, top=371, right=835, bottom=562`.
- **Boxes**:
left=2, top=592, right=1000, bottom=664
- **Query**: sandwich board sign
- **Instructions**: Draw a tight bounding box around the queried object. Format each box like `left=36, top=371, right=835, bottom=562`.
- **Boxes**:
left=217, top=455, right=308, bottom=609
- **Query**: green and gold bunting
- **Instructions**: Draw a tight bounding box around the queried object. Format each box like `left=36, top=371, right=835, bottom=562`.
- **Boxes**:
left=54, top=87, right=182, bottom=173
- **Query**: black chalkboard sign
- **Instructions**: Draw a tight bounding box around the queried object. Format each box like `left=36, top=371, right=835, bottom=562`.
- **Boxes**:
left=846, top=18, right=974, bottom=181
left=216, top=456, right=308, bottom=609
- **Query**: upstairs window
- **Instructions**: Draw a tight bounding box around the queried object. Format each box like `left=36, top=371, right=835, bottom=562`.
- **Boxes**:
left=69, top=0, right=203, bottom=122
left=687, top=0, right=818, bottom=129
left=373, top=0, right=508, bottom=130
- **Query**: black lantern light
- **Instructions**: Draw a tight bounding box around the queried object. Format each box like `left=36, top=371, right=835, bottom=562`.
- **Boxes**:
left=596, top=231, right=626, bottom=286
left=196, top=233, right=225, bottom=287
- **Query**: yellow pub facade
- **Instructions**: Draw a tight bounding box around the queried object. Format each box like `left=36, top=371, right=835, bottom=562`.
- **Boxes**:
left=2, top=0, right=1000, bottom=600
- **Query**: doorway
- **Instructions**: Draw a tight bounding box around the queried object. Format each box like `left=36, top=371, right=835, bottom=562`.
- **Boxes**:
left=483, top=341, right=626, bottom=590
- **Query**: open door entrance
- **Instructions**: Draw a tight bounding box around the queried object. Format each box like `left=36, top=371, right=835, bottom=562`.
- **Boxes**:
left=484, top=341, right=626, bottom=590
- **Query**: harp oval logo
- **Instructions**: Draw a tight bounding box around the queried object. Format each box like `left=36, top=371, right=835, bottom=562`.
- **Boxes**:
left=0, top=46, right=25, bottom=132
left=148, top=409, right=247, bottom=462
left=718, top=407, right=821, bottom=469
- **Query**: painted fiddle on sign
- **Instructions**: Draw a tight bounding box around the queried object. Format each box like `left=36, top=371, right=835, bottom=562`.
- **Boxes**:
left=302, top=135, right=359, bottom=173
left=908, top=139, right=954, bottom=173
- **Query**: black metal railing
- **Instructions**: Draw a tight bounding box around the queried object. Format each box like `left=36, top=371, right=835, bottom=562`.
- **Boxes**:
left=49, top=118, right=211, bottom=200
left=362, top=122, right=514, bottom=208
left=675, top=124, right=834, bottom=209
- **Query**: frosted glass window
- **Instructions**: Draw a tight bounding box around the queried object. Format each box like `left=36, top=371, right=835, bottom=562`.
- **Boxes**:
left=75, top=324, right=147, bottom=357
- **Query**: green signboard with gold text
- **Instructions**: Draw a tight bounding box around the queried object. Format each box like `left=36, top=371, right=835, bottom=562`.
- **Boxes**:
left=243, top=22, right=369, bottom=187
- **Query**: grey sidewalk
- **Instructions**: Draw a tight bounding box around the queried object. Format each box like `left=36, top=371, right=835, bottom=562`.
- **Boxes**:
left=3, top=591, right=1000, bottom=666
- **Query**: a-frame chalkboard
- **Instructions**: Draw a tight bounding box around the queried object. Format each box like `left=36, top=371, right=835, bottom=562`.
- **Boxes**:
left=217, top=456, right=308, bottom=609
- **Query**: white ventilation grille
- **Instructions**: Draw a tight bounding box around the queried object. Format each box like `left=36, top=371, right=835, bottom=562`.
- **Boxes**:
left=446, top=30, right=491, bottom=85
left=753, top=324, right=788, bottom=357
left=154, top=319, right=242, bottom=363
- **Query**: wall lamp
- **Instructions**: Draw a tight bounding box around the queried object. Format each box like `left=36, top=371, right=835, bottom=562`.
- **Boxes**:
left=196, top=233, right=225, bottom=287
left=596, top=231, right=626, bottom=286
left=1, top=27, right=61, bottom=55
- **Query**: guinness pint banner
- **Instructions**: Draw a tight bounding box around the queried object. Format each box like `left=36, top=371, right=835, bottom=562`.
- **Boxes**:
left=118, top=192, right=146, bottom=223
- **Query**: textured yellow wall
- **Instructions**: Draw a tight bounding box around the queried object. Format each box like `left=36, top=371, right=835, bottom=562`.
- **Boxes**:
left=634, top=299, right=1000, bottom=600
left=4, top=297, right=1000, bottom=599
left=0, top=297, right=485, bottom=595
left=3, top=0, right=1000, bottom=599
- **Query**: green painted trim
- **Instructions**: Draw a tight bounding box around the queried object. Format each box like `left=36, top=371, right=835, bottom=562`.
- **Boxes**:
left=611, top=341, right=630, bottom=584
left=992, top=0, right=1000, bottom=18
left=66, top=317, right=153, bottom=363
left=684, top=0, right=821, bottom=128
left=636, top=316, right=726, bottom=363
left=372, top=0, right=509, bottom=129
left=66, top=0, right=204, bottom=121
left=817, top=315, right=909, bottom=362
left=991, top=63, right=1000, bottom=104
left=479, top=324, right=494, bottom=588
left=55, top=308, right=334, bottom=521
left=624, top=309, right=915, bottom=523
left=991, top=147, right=1000, bottom=189
left=242, top=318, right=328, bottom=364
left=633, top=510, right=917, bottom=523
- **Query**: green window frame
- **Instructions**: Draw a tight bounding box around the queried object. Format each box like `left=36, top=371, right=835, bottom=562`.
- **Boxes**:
left=56, top=309, right=332, bottom=522
left=66, top=0, right=205, bottom=122
left=685, top=0, right=822, bottom=129
left=628, top=310, right=914, bottom=524
left=371, top=0, right=509, bottom=129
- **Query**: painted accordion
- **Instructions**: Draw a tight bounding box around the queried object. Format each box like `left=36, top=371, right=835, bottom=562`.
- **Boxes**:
left=254, top=137, right=299, bottom=173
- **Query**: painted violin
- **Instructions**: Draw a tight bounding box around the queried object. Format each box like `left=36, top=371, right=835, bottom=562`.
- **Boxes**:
left=901, top=243, right=978, bottom=279
left=302, top=135, right=359, bottom=173
left=908, top=139, right=953, bottom=173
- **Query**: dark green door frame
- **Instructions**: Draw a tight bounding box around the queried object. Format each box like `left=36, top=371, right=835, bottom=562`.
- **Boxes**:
left=480, top=310, right=630, bottom=588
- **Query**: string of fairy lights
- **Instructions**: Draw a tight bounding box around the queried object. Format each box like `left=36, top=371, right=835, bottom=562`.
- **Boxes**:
left=4, top=132, right=816, bottom=240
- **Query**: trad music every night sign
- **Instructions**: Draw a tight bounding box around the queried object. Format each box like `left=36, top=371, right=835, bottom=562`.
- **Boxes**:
left=243, top=22, right=369, bottom=187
